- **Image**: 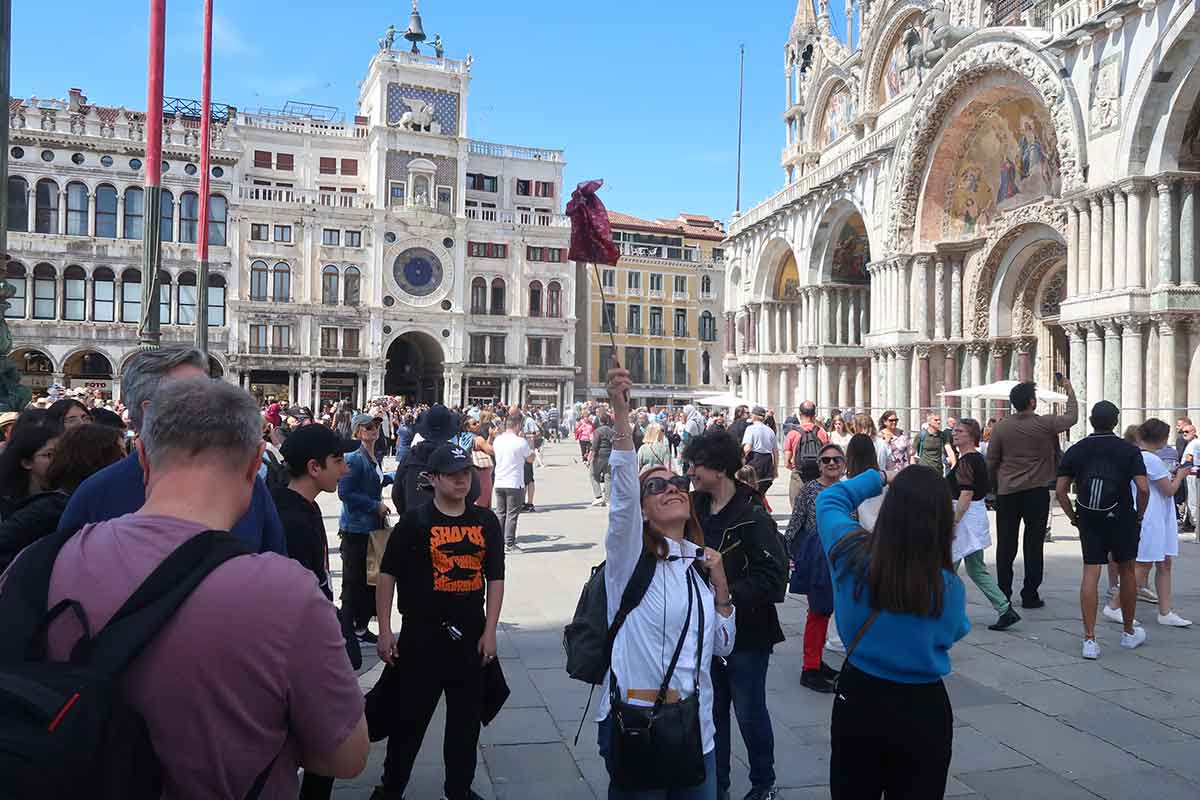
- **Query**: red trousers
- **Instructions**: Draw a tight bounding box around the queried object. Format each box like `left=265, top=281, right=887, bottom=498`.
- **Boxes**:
left=802, top=609, right=830, bottom=670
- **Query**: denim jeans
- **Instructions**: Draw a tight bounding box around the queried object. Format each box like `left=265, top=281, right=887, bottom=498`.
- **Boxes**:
left=597, top=715, right=717, bottom=800
left=712, top=649, right=775, bottom=794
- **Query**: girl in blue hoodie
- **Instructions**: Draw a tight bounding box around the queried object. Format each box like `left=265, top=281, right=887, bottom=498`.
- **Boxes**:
left=815, top=466, right=970, bottom=799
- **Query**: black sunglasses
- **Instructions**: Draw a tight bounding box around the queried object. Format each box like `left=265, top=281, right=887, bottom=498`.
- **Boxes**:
left=641, top=475, right=691, bottom=497
left=885, top=417, right=898, bottom=423
left=820, top=456, right=845, bottom=465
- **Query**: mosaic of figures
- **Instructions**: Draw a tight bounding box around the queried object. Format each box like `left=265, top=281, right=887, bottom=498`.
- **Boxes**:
left=775, top=252, right=801, bottom=299
left=831, top=215, right=870, bottom=282
left=880, top=22, right=921, bottom=103
left=941, top=97, right=1061, bottom=240
left=821, top=84, right=857, bottom=146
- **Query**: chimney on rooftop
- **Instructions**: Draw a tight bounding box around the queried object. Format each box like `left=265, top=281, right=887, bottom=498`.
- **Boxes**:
left=68, top=88, right=87, bottom=112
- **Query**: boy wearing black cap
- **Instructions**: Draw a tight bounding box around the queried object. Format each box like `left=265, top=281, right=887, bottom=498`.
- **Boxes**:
left=373, top=443, right=505, bottom=800
left=1056, top=400, right=1150, bottom=660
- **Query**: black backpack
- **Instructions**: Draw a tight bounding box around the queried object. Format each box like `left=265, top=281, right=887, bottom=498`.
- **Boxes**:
left=796, top=425, right=823, bottom=481
left=262, top=450, right=291, bottom=492
left=1075, top=453, right=1131, bottom=516
left=0, top=527, right=274, bottom=800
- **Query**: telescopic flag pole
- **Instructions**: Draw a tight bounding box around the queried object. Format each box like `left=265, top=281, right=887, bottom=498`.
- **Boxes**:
left=138, top=0, right=166, bottom=350
left=195, top=0, right=213, bottom=355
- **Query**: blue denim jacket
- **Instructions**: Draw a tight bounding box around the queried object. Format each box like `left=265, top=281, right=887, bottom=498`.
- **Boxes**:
left=338, top=446, right=384, bottom=534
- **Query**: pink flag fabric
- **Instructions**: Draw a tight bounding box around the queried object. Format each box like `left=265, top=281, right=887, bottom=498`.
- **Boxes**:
left=566, top=179, right=620, bottom=267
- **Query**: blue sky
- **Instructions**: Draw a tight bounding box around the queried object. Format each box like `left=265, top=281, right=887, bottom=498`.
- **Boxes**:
left=13, top=0, right=848, bottom=223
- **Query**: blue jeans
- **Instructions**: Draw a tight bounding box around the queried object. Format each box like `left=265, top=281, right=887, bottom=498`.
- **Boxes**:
left=598, top=715, right=717, bottom=800
left=712, top=649, right=775, bottom=794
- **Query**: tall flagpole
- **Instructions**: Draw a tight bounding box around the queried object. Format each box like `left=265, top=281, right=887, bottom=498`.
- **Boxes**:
left=138, top=0, right=167, bottom=349
left=0, top=0, right=29, bottom=410
left=195, top=0, right=213, bottom=355
left=735, top=44, right=745, bottom=215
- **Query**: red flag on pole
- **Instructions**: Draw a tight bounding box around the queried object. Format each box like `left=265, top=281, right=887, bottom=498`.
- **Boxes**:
left=566, top=179, right=620, bottom=267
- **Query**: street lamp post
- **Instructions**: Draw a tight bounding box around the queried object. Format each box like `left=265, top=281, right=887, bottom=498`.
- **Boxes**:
left=138, top=0, right=167, bottom=350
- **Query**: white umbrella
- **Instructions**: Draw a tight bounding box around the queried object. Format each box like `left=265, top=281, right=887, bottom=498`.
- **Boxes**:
left=694, top=391, right=748, bottom=410
left=940, top=380, right=1069, bottom=403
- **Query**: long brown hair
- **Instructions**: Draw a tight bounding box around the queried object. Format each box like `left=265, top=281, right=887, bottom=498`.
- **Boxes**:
left=639, top=468, right=704, bottom=559
left=830, top=465, right=954, bottom=617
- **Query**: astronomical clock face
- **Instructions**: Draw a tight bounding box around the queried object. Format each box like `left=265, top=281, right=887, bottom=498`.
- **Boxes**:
left=392, top=248, right=444, bottom=297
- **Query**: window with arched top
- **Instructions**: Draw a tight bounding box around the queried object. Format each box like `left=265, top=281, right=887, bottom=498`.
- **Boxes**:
left=93, top=267, right=115, bottom=321
left=271, top=262, right=291, bottom=302
left=250, top=260, right=269, bottom=301
left=33, top=264, right=56, bottom=319
left=699, top=311, right=717, bottom=342
left=120, top=268, right=142, bottom=322
left=322, top=265, right=339, bottom=305
left=34, top=178, right=59, bottom=233
left=63, top=265, right=86, bottom=320
left=490, top=277, right=506, bottom=315
left=177, top=271, right=197, bottom=324
left=4, top=262, right=25, bottom=318
left=160, top=189, right=174, bottom=242
left=344, top=266, right=361, bottom=306
left=208, top=194, right=227, bottom=246
left=7, top=176, right=28, bottom=232
left=123, top=187, right=144, bottom=239
left=208, top=274, right=226, bottom=326
left=547, top=281, right=562, bottom=318
left=470, top=276, right=487, bottom=314
left=66, top=181, right=89, bottom=235
left=529, top=280, right=543, bottom=317
left=158, top=270, right=172, bottom=325
left=95, top=185, right=117, bottom=237
left=179, top=191, right=199, bottom=243
left=701, top=275, right=712, bottom=296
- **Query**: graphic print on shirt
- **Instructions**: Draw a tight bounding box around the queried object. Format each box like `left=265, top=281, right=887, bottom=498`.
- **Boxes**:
left=430, top=524, right=486, bottom=593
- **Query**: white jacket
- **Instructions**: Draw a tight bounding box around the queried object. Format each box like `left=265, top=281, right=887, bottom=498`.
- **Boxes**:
left=595, top=449, right=736, bottom=754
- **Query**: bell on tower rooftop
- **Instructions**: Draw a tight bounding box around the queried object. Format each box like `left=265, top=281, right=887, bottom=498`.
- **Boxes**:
left=404, top=0, right=427, bottom=54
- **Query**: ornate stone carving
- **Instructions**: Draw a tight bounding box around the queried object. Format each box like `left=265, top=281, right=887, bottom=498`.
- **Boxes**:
left=1012, top=244, right=1067, bottom=336
left=966, top=203, right=1067, bottom=337
left=887, top=38, right=1086, bottom=254
left=915, top=344, right=933, bottom=359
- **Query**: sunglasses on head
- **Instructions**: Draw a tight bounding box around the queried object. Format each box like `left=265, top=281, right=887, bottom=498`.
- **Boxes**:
left=641, top=475, right=691, bottom=497
left=820, top=456, right=845, bottom=465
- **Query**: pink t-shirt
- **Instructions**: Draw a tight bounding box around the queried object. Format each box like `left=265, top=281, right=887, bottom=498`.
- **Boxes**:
left=44, top=514, right=364, bottom=799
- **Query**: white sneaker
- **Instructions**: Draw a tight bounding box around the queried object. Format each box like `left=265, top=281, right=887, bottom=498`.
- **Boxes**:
left=590, top=498, right=604, bottom=506
left=1120, top=627, right=1148, bottom=649
left=1082, top=638, right=1100, bottom=659
left=1101, top=604, right=1142, bottom=626
left=1157, top=611, right=1193, bottom=627
left=1137, top=586, right=1159, bottom=602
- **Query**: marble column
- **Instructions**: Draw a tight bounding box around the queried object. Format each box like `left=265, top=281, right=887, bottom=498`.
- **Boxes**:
left=917, top=345, right=931, bottom=419
left=1101, top=192, right=1115, bottom=291
left=1120, top=317, right=1144, bottom=425
left=837, top=361, right=851, bottom=410
left=1016, top=340, right=1034, bottom=382
left=1066, top=204, right=1079, bottom=297
left=850, top=291, right=861, bottom=345
left=831, top=291, right=843, bottom=345
left=1182, top=183, right=1197, bottom=285
left=819, top=290, right=831, bottom=344
left=1089, top=195, right=1103, bottom=294
left=805, top=358, right=818, bottom=406
left=951, top=259, right=963, bottom=340
left=787, top=304, right=797, bottom=352
left=1085, top=322, right=1104, bottom=428
left=932, top=257, right=947, bottom=341
left=992, top=344, right=1010, bottom=419
left=778, top=367, right=790, bottom=419
left=840, top=289, right=851, bottom=345
left=819, top=359, right=834, bottom=415
left=969, top=344, right=986, bottom=422
left=885, top=350, right=896, bottom=410
left=854, top=362, right=866, bottom=412
left=1113, top=189, right=1128, bottom=290
left=1158, top=316, right=1178, bottom=420
left=899, top=259, right=912, bottom=331
left=1159, top=180, right=1177, bottom=287
left=1068, top=324, right=1088, bottom=441
left=896, top=346, right=913, bottom=430
left=914, top=256, right=929, bottom=340
left=944, top=345, right=960, bottom=417
left=1102, top=320, right=1122, bottom=415
left=1077, top=201, right=1092, bottom=295
left=1126, top=183, right=1146, bottom=289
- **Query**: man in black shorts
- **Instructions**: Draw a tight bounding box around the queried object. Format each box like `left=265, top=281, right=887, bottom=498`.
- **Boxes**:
left=1056, top=401, right=1150, bottom=660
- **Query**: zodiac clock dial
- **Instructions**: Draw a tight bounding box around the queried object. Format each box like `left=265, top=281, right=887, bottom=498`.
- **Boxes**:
left=392, top=248, right=444, bottom=297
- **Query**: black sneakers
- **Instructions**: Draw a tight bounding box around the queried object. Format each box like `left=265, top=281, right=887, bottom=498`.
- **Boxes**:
left=801, top=668, right=836, bottom=693
left=988, top=607, right=1022, bottom=631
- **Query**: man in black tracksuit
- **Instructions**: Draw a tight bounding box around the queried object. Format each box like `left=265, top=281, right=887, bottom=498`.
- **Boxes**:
left=685, top=429, right=789, bottom=800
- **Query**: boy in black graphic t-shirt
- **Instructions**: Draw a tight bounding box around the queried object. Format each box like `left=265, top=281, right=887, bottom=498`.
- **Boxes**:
left=373, top=443, right=504, bottom=800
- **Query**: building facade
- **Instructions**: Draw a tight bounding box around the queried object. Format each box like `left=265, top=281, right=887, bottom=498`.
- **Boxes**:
left=725, top=0, right=1200, bottom=440
left=576, top=212, right=727, bottom=407
left=6, top=25, right=575, bottom=409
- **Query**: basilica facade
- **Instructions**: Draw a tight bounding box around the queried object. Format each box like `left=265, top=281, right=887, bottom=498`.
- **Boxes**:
left=724, top=0, right=1200, bottom=441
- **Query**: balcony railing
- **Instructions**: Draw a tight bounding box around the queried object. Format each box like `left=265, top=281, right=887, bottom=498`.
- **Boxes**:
left=466, top=206, right=569, bottom=228
left=248, top=344, right=294, bottom=355
left=320, top=347, right=339, bottom=357
left=649, top=326, right=665, bottom=337
left=378, top=50, right=469, bottom=74
left=1044, top=0, right=1120, bottom=36
left=238, top=185, right=374, bottom=209
left=627, top=324, right=642, bottom=335
left=343, top=347, right=360, bottom=357
left=468, top=139, right=564, bottom=163
left=239, top=112, right=369, bottom=139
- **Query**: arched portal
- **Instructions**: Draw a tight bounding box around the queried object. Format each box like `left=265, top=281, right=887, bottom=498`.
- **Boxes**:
left=11, top=347, right=54, bottom=392
left=62, top=349, right=115, bottom=396
left=811, top=203, right=872, bottom=284
left=385, top=331, right=444, bottom=403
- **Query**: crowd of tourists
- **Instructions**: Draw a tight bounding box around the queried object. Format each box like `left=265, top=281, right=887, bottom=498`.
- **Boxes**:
left=0, top=344, right=1195, bottom=800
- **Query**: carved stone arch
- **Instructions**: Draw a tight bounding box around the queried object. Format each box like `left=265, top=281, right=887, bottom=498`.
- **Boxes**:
left=860, top=1, right=924, bottom=112
left=966, top=202, right=1066, bottom=338
left=807, top=195, right=874, bottom=284
left=805, top=69, right=855, bottom=149
left=726, top=262, right=743, bottom=313
left=751, top=237, right=798, bottom=302
left=886, top=32, right=1087, bottom=255
left=1118, top=1, right=1200, bottom=174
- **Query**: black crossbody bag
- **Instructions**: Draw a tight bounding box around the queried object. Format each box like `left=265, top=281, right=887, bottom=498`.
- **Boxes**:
left=607, top=567, right=706, bottom=790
